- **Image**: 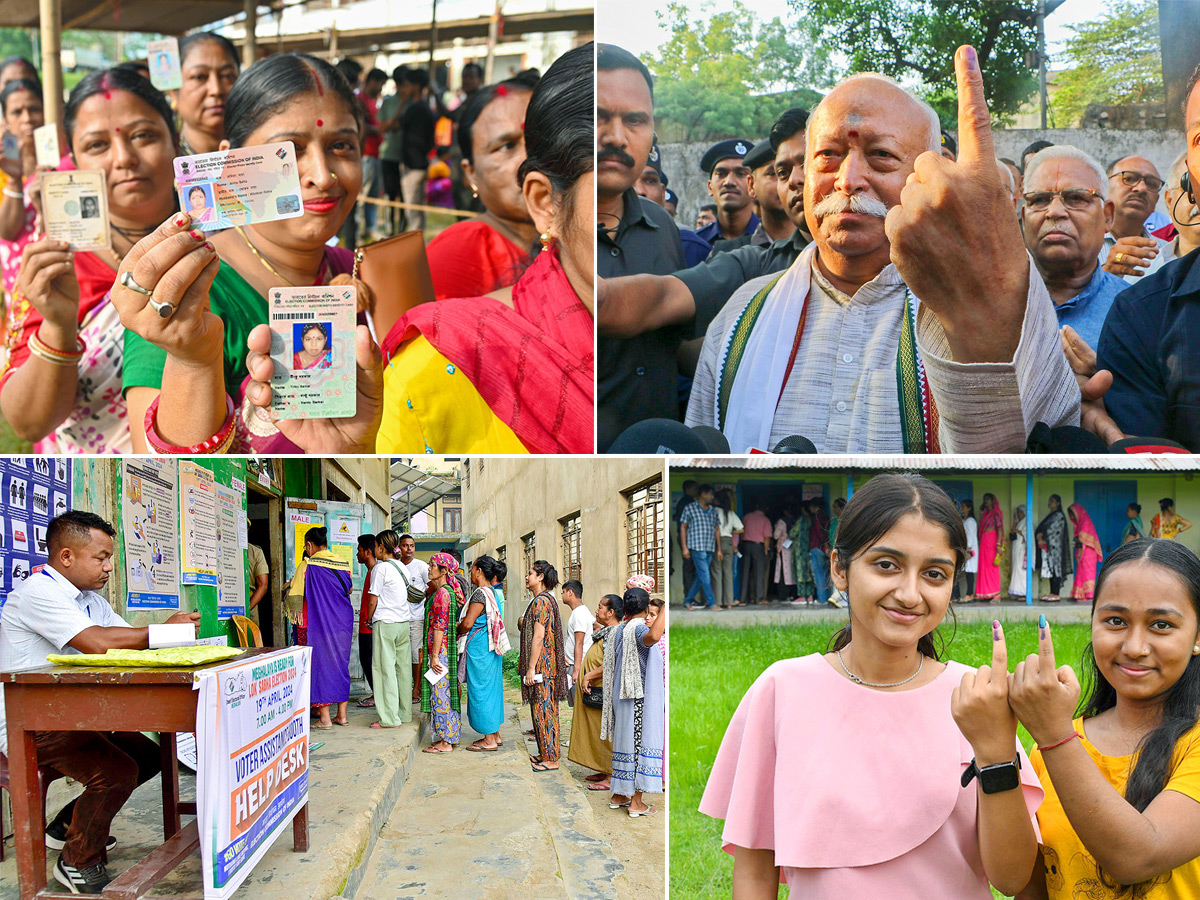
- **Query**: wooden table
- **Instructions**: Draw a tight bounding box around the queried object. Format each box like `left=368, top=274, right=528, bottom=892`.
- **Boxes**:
left=1, top=647, right=309, bottom=900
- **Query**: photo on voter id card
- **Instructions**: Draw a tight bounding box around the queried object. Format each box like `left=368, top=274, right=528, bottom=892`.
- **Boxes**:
left=267, top=285, right=356, bottom=419
left=174, top=141, right=303, bottom=232
left=146, top=37, right=183, bottom=91
left=40, top=170, right=109, bottom=251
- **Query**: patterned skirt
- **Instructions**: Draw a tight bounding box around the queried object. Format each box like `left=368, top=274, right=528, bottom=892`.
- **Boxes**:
left=430, top=646, right=461, bottom=744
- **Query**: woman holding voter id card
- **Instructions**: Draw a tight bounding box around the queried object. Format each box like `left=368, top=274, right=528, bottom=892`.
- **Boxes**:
left=241, top=43, right=595, bottom=455
left=1, top=67, right=180, bottom=453
left=0, top=78, right=45, bottom=298
left=117, top=53, right=363, bottom=454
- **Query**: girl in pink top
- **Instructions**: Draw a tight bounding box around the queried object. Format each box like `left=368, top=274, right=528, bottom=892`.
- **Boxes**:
left=700, top=474, right=1043, bottom=898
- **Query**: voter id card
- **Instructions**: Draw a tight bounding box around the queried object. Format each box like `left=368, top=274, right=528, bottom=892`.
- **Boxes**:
left=146, top=38, right=183, bottom=91
left=2, top=131, right=17, bottom=161
left=174, top=141, right=303, bottom=232
left=267, top=285, right=356, bottom=419
left=41, top=170, right=110, bottom=251
left=33, top=124, right=59, bottom=168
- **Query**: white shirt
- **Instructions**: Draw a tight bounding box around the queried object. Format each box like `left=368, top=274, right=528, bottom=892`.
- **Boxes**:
left=716, top=509, right=744, bottom=539
left=401, top=557, right=429, bottom=592
left=0, top=566, right=131, bottom=754
left=564, top=604, right=595, bottom=667
left=369, top=561, right=415, bottom=624
left=964, top=518, right=980, bottom=574
left=687, top=253, right=1079, bottom=453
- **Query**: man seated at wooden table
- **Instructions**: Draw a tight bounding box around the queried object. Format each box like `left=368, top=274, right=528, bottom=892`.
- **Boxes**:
left=0, top=510, right=200, bottom=895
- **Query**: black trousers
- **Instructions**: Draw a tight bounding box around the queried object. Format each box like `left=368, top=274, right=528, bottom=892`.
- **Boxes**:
left=381, top=160, right=402, bottom=232
left=739, top=541, right=767, bottom=603
left=359, top=631, right=374, bottom=691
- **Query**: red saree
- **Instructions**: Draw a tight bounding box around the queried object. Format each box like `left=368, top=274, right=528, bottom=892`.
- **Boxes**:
left=381, top=246, right=594, bottom=454
left=425, top=219, right=530, bottom=301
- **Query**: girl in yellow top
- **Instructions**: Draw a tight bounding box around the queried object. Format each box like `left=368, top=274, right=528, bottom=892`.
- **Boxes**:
left=1152, top=498, right=1193, bottom=541
left=1000, top=539, right=1200, bottom=899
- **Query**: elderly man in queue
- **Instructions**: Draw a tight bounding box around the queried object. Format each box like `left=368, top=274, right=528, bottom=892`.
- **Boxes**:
left=711, top=136, right=800, bottom=255
left=1021, top=145, right=1127, bottom=351
left=1100, top=154, right=1175, bottom=283
left=1091, top=64, right=1200, bottom=450
left=597, top=107, right=811, bottom=363
left=0, top=510, right=200, bottom=894
left=682, top=50, right=1077, bottom=453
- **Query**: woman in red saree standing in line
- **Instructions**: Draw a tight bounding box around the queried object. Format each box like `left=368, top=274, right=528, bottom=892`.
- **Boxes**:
left=1069, top=502, right=1102, bottom=603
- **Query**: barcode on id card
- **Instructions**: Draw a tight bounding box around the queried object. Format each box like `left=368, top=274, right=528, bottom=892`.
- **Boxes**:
left=271, top=313, right=317, bottom=321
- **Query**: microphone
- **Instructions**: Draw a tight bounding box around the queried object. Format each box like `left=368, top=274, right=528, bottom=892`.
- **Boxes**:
left=1108, top=436, right=1192, bottom=454
left=771, top=434, right=819, bottom=454
left=1025, top=424, right=1106, bottom=454
left=690, top=425, right=731, bottom=453
left=606, top=418, right=728, bottom=454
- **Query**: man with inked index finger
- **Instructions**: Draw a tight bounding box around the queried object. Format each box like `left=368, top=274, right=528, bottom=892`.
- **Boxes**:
left=683, top=46, right=1078, bottom=454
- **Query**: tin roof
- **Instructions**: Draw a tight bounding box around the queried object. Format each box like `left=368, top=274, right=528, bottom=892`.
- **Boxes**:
left=670, top=455, right=1200, bottom=472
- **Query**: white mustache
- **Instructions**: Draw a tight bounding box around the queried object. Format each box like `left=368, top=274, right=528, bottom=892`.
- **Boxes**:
left=812, top=192, right=889, bottom=219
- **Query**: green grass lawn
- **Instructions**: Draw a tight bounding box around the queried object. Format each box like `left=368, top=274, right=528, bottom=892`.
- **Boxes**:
left=670, top=620, right=1095, bottom=900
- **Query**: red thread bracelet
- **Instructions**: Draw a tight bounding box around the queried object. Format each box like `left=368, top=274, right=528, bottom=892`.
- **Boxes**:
left=1038, top=731, right=1081, bottom=753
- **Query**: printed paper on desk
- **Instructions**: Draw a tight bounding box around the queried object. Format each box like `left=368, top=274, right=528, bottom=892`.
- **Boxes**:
left=146, top=38, right=183, bottom=91
left=33, top=124, right=59, bottom=168
left=267, top=285, right=356, bottom=419
left=174, top=142, right=303, bottom=232
left=41, top=170, right=109, bottom=250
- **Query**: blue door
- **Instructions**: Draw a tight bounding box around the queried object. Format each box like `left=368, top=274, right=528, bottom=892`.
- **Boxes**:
left=1072, top=481, right=1138, bottom=570
left=932, top=480, right=974, bottom=510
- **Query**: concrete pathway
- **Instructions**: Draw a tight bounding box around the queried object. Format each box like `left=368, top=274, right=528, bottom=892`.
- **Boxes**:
left=349, top=685, right=664, bottom=900
left=671, top=598, right=1093, bottom=628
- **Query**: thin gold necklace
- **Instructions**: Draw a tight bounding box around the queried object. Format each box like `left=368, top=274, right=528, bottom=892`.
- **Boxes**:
left=235, top=224, right=294, bottom=286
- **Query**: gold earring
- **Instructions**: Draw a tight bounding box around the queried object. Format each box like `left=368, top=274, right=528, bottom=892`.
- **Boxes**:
left=539, top=231, right=552, bottom=249
left=329, top=172, right=338, bottom=182
left=1194, top=645, right=1199, bottom=655
left=470, top=184, right=478, bottom=198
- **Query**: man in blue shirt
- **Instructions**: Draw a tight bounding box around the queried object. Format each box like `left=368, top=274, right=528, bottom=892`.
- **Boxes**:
left=1022, top=145, right=1128, bottom=350
left=679, top=484, right=721, bottom=610
left=694, top=138, right=760, bottom=248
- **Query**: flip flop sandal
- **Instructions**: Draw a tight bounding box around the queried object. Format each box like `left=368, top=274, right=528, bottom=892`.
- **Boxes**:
left=531, top=762, right=558, bottom=772
left=628, top=806, right=658, bottom=818
left=466, top=743, right=499, bottom=752
left=586, top=782, right=611, bottom=791
left=422, top=745, right=453, bottom=753
left=312, top=723, right=333, bottom=730
left=585, top=773, right=607, bottom=782
left=333, top=719, right=350, bottom=726
left=370, top=722, right=400, bottom=729
left=357, top=698, right=375, bottom=708
left=609, top=799, right=632, bottom=809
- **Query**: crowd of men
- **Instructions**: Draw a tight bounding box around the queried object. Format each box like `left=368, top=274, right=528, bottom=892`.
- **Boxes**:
left=596, top=40, right=1200, bottom=454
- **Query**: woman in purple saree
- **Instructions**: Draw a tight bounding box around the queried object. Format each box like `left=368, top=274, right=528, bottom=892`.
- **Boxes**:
left=301, top=526, right=354, bottom=728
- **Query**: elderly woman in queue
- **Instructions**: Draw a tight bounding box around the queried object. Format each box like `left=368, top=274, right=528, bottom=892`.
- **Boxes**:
left=171, top=32, right=239, bottom=157
left=1, top=69, right=181, bottom=453
left=424, top=72, right=537, bottom=300
left=571, top=592, right=622, bottom=791
left=521, top=559, right=568, bottom=771
left=242, top=43, right=595, bottom=454
left=421, top=552, right=464, bottom=753
left=602, top=586, right=666, bottom=818
left=0, top=78, right=44, bottom=302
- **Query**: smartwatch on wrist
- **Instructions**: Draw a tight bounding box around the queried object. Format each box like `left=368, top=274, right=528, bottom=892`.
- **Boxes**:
left=961, top=755, right=1022, bottom=794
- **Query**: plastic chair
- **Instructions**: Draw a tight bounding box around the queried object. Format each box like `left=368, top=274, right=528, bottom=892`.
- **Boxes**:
left=232, top=615, right=263, bottom=648
left=0, top=751, right=65, bottom=862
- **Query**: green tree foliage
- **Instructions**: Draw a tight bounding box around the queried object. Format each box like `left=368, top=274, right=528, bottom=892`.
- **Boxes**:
left=0, top=29, right=35, bottom=70
left=793, top=0, right=1041, bottom=125
left=641, top=1, right=834, bottom=142
left=1049, top=0, right=1162, bottom=127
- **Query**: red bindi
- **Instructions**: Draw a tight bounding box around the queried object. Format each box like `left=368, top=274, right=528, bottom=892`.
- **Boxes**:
left=848, top=129, right=858, bottom=137
left=104, top=92, right=111, bottom=100
left=115, top=126, right=119, bottom=132
left=316, top=119, right=323, bottom=127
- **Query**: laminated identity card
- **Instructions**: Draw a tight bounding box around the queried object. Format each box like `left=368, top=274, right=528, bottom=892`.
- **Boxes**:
left=173, top=141, right=303, bottom=232
left=146, top=38, right=183, bottom=91
left=267, top=285, right=357, bottom=419
left=2, top=131, right=18, bottom=161
left=33, top=123, right=59, bottom=168
left=41, top=170, right=110, bottom=251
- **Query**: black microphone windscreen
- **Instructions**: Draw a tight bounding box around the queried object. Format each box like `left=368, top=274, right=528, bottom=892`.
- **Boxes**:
left=606, top=419, right=709, bottom=455
left=771, top=434, right=819, bottom=454
left=690, top=425, right=731, bottom=453
left=1043, top=426, right=1107, bottom=455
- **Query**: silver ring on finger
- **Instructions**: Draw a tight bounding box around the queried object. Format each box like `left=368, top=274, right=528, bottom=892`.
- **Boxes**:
left=147, top=296, right=176, bottom=319
left=120, top=269, right=153, bottom=297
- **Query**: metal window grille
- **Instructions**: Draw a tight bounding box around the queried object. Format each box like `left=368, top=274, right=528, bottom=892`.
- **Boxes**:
left=560, top=513, right=582, bottom=584
left=625, top=480, right=664, bottom=590
left=522, top=532, right=536, bottom=586
left=443, top=508, right=462, bottom=532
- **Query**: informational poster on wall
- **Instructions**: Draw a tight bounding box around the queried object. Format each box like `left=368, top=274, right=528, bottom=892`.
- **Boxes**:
left=122, top=458, right=181, bottom=610
left=0, top=458, right=72, bottom=607
left=195, top=647, right=311, bottom=899
left=180, top=461, right=219, bottom=586
left=289, top=511, right=317, bottom=578
left=215, top=484, right=246, bottom=620
left=327, top=515, right=358, bottom=568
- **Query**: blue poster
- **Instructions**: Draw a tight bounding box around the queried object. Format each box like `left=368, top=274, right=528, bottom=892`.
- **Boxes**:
left=0, top=457, right=73, bottom=608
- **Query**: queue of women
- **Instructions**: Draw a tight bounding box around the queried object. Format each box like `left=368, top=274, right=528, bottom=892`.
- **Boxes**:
left=519, top=566, right=667, bottom=818
left=0, top=38, right=594, bottom=455
left=701, top=473, right=1200, bottom=899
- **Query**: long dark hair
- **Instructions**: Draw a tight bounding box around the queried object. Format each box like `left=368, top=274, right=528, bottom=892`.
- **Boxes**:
left=224, top=53, right=361, bottom=149
left=1078, top=538, right=1200, bottom=898
left=178, top=32, right=240, bottom=73
left=826, top=473, right=966, bottom=660
left=65, top=67, right=178, bottom=150
left=517, top=43, right=593, bottom=251
left=472, top=554, right=504, bottom=581
left=0, top=78, right=40, bottom=116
